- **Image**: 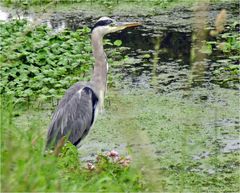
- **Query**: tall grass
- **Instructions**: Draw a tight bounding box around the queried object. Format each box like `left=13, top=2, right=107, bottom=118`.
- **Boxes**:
left=1, top=97, right=60, bottom=191
left=0, top=96, right=144, bottom=192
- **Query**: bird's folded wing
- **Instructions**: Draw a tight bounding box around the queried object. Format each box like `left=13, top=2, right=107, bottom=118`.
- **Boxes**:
left=46, top=86, right=98, bottom=148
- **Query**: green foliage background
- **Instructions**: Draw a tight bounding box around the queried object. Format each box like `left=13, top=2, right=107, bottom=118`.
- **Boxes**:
left=0, top=20, right=93, bottom=102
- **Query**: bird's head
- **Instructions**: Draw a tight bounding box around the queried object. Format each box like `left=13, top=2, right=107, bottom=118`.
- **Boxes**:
left=91, top=17, right=141, bottom=36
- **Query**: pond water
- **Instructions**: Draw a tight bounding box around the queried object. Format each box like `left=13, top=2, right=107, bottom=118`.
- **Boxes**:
left=1, top=3, right=239, bottom=91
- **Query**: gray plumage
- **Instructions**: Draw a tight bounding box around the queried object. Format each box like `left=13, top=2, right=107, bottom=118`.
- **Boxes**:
left=45, top=17, right=141, bottom=149
left=46, top=83, right=98, bottom=148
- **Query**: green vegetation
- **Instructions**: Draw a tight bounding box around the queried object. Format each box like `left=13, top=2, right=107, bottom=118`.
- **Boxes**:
left=1, top=97, right=144, bottom=192
left=1, top=88, right=239, bottom=192
left=201, top=21, right=240, bottom=89
left=2, top=0, right=190, bottom=8
left=1, top=1, right=239, bottom=192
left=1, top=0, right=237, bottom=14
left=211, top=22, right=240, bottom=89
left=0, top=20, right=123, bottom=103
left=0, top=20, right=93, bottom=102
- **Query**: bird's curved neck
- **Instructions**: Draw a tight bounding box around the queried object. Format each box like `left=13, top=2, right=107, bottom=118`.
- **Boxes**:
left=91, top=32, right=108, bottom=91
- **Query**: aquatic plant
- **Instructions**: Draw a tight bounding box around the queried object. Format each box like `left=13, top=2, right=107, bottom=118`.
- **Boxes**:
left=209, top=21, right=240, bottom=89
left=0, top=20, right=93, bottom=103
left=194, top=7, right=239, bottom=89
left=0, top=19, right=124, bottom=103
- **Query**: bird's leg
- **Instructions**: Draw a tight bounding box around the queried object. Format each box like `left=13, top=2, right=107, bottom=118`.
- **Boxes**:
left=99, top=102, right=104, bottom=114
left=98, top=90, right=105, bottom=114
left=53, top=136, right=66, bottom=156
left=98, top=98, right=105, bottom=114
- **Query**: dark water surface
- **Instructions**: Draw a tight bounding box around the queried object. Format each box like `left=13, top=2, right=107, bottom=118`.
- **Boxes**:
left=1, top=3, right=239, bottom=91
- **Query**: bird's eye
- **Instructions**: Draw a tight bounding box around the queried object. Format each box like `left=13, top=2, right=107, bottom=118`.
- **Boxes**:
left=109, top=23, right=115, bottom=27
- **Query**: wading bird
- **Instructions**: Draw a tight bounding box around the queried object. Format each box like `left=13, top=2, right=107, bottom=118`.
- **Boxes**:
left=46, top=17, right=141, bottom=150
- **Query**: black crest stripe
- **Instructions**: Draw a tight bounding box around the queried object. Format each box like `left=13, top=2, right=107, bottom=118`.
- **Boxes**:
left=91, top=19, right=113, bottom=31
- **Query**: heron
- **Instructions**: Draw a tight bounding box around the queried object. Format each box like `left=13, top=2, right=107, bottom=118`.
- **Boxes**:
left=46, top=17, right=141, bottom=150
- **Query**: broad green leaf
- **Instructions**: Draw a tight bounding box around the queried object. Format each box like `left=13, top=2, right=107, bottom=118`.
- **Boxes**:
left=113, top=40, right=122, bottom=47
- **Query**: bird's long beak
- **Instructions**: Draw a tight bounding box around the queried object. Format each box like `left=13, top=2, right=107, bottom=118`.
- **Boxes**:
left=114, top=22, right=142, bottom=30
